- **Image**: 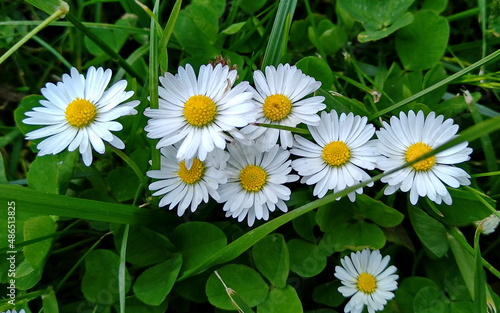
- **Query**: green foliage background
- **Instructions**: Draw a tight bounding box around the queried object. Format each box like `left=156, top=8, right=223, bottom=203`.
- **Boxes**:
left=1, top=0, right=500, bottom=312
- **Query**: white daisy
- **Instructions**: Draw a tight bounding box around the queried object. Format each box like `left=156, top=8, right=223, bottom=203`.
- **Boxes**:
left=240, top=63, right=326, bottom=151
left=22, top=66, right=139, bottom=166
left=376, top=110, right=472, bottom=205
left=218, top=142, right=299, bottom=226
left=144, top=63, right=256, bottom=166
left=147, top=145, right=228, bottom=216
left=291, top=111, right=379, bottom=201
left=334, top=249, right=398, bottom=313
left=4, top=310, right=26, bottom=313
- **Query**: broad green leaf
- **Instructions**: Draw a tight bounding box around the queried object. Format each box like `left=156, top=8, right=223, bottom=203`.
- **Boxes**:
left=288, top=239, right=326, bottom=277
left=395, top=277, right=439, bottom=313
left=421, top=63, right=448, bottom=107
left=23, top=216, right=56, bottom=269
left=42, top=288, right=59, bottom=313
left=318, top=88, right=370, bottom=117
left=422, top=0, right=448, bottom=13
left=121, top=296, right=169, bottom=313
left=338, top=0, right=414, bottom=42
left=240, top=0, right=267, bottom=14
left=174, top=272, right=210, bottom=303
left=171, top=222, right=227, bottom=274
left=173, top=2, right=220, bottom=57
left=316, top=200, right=354, bottom=233
left=113, top=224, right=175, bottom=267
left=358, top=13, right=414, bottom=43
left=319, top=24, right=348, bottom=55
left=319, top=221, right=386, bottom=254
left=252, top=234, right=289, bottom=288
left=81, top=249, right=131, bottom=305
left=193, top=0, right=226, bottom=17
left=413, top=286, right=449, bottom=313
left=27, top=151, right=78, bottom=194
left=133, top=254, right=182, bottom=305
left=221, top=22, right=247, bottom=35
left=14, top=95, right=46, bottom=137
left=292, top=211, right=317, bottom=242
left=426, top=189, right=492, bottom=226
left=354, top=194, right=404, bottom=227
left=12, top=259, right=43, bottom=290
left=0, top=184, right=166, bottom=226
left=107, top=166, right=141, bottom=202
left=312, top=281, right=344, bottom=307
left=296, top=56, right=333, bottom=89
left=449, top=301, right=474, bottom=313
left=257, top=285, right=302, bottom=313
left=206, top=264, right=269, bottom=310
left=396, top=11, right=450, bottom=71
left=290, top=20, right=314, bottom=52
left=84, top=15, right=137, bottom=56
left=408, top=207, right=448, bottom=258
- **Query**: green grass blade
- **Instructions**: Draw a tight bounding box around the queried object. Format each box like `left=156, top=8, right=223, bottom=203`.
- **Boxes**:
left=464, top=90, right=498, bottom=172
left=177, top=114, right=500, bottom=280
left=65, top=13, right=144, bottom=84
left=371, top=48, right=500, bottom=119
left=25, top=0, right=69, bottom=16
left=0, top=8, right=66, bottom=65
left=0, top=184, right=166, bottom=226
left=215, top=271, right=255, bottom=313
left=119, top=224, right=129, bottom=313
left=158, top=0, right=183, bottom=71
left=149, top=0, right=161, bottom=174
left=261, top=0, right=297, bottom=67
left=473, top=228, right=487, bottom=313
left=55, top=232, right=111, bottom=292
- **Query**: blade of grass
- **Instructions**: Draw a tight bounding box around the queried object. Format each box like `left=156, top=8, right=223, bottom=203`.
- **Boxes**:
left=178, top=114, right=500, bottom=280
left=55, top=232, right=112, bottom=292
left=0, top=184, right=166, bottom=226
left=0, top=7, right=67, bottom=65
left=371, top=48, right=500, bottom=119
left=261, top=0, right=297, bottom=67
left=158, top=0, right=182, bottom=72
left=119, top=225, right=129, bottom=313
left=473, top=227, right=487, bottom=313
left=32, top=35, right=73, bottom=70
left=149, top=0, right=161, bottom=174
left=65, top=12, right=144, bottom=85
left=215, top=271, right=255, bottom=313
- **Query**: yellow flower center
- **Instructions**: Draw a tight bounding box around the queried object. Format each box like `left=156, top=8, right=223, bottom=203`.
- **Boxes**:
left=357, top=272, right=377, bottom=294
left=322, top=141, right=351, bottom=167
left=65, top=98, right=97, bottom=128
left=183, top=95, right=217, bottom=127
left=263, top=94, right=292, bottom=122
left=178, top=159, right=205, bottom=184
left=405, top=142, right=435, bottom=171
left=239, top=165, right=267, bottom=192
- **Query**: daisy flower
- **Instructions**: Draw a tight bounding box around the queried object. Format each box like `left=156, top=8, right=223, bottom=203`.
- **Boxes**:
left=218, top=142, right=299, bottom=226
left=240, top=63, right=326, bottom=151
left=23, top=67, right=139, bottom=166
left=4, top=310, right=26, bottom=313
left=144, top=63, right=256, bottom=166
left=147, top=145, right=228, bottom=216
left=376, top=110, right=472, bottom=205
left=291, top=111, right=379, bottom=201
left=334, top=249, right=398, bottom=313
